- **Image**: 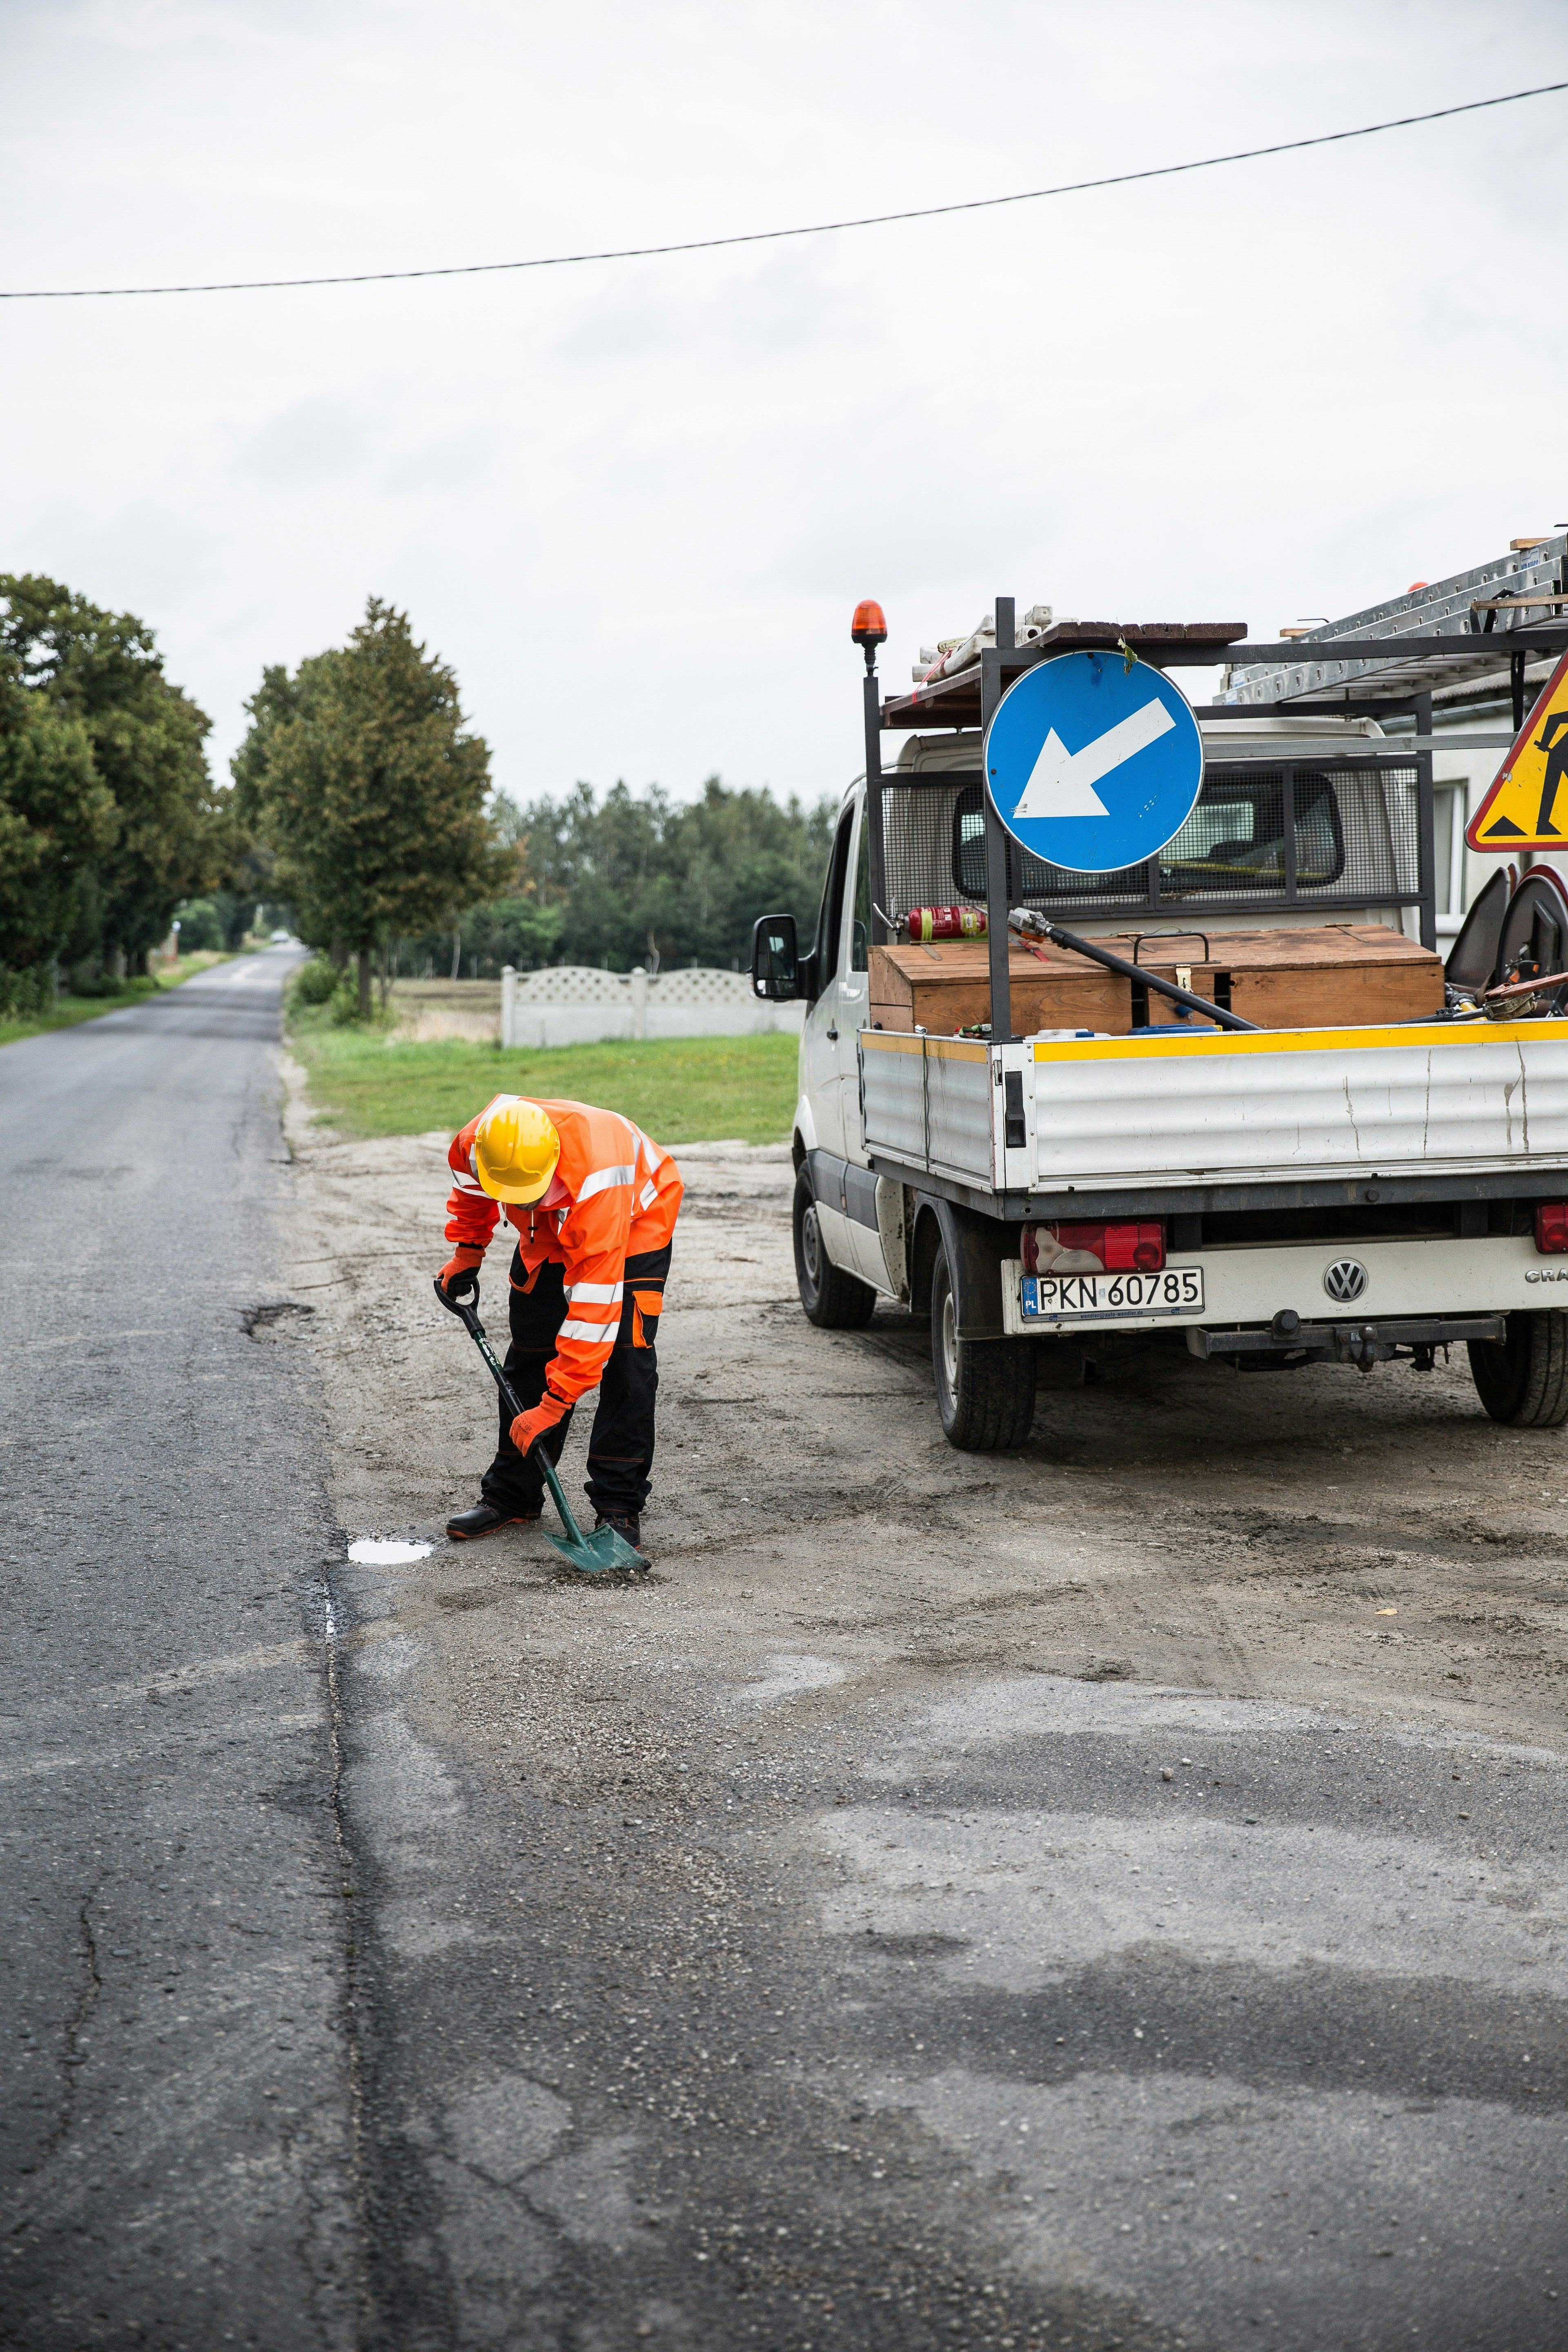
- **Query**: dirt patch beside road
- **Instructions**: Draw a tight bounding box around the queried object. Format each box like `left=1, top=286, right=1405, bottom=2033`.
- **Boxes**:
left=277, top=1096, right=1568, bottom=1762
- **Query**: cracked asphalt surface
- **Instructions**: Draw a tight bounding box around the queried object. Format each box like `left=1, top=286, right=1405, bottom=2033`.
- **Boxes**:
left=4, top=947, right=1567, bottom=2350
left=2, top=951, right=355, bottom=2348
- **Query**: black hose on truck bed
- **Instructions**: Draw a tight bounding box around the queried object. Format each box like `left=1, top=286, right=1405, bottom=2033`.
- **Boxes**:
left=1011, top=912, right=1261, bottom=1033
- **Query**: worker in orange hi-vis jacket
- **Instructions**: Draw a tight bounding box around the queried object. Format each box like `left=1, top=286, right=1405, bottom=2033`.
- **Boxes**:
left=437, top=1096, right=683, bottom=1557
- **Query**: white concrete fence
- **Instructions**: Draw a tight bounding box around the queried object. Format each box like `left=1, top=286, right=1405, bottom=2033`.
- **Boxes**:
left=498, top=964, right=804, bottom=1049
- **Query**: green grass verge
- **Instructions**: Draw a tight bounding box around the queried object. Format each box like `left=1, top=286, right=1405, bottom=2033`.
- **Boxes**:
left=0, top=954, right=246, bottom=1047
left=287, top=1015, right=800, bottom=1145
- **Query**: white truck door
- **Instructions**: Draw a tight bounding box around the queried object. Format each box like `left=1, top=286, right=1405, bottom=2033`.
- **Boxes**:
left=801, top=804, right=853, bottom=1264
left=803, top=802, right=853, bottom=1160
left=837, top=794, right=894, bottom=1288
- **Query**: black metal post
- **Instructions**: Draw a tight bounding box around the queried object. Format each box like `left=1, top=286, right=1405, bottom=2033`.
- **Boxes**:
left=1414, top=690, right=1437, bottom=952
left=1283, top=765, right=1298, bottom=905
left=863, top=664, right=889, bottom=947
left=983, top=599, right=1015, bottom=1041
left=1512, top=651, right=1527, bottom=734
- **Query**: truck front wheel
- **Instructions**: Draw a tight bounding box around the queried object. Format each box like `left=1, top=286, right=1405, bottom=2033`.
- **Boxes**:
left=931, top=1237, right=1036, bottom=1450
left=1468, top=1310, right=1568, bottom=1427
left=793, top=1167, right=876, bottom=1329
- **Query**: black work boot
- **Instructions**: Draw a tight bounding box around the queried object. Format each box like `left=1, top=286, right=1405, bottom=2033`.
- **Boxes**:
left=594, top=1509, right=646, bottom=1561
left=447, top=1501, right=541, bottom=1541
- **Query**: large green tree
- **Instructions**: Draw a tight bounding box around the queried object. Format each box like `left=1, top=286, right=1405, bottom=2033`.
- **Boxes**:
left=0, top=649, right=116, bottom=972
left=0, top=574, right=219, bottom=974
left=234, top=599, right=508, bottom=1013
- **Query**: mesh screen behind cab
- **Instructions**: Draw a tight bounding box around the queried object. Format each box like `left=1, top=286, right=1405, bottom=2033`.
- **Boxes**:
left=879, top=762, right=1422, bottom=923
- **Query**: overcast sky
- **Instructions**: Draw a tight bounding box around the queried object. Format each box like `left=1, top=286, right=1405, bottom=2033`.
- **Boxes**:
left=4, top=0, right=1565, bottom=812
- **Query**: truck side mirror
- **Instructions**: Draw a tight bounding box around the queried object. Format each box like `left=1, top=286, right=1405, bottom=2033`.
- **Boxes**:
left=751, top=913, right=799, bottom=1000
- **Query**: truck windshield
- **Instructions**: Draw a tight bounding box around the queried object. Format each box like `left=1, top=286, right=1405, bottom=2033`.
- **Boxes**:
left=951, top=769, right=1346, bottom=904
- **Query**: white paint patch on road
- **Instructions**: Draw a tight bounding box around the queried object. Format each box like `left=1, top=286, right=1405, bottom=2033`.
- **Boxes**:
left=876, top=1673, right=1566, bottom=1771
left=447, top=2074, right=572, bottom=2183
left=862, top=2064, right=1563, bottom=2350
left=528, top=2135, right=641, bottom=2247
left=816, top=1805, right=1568, bottom=1998
left=353, top=1634, right=421, bottom=1683
left=427, top=2154, right=558, bottom=2319
left=348, top=1537, right=434, bottom=1565
left=378, top=1900, right=478, bottom=1960
left=733, top=1653, right=849, bottom=1708
left=343, top=1713, right=462, bottom=1846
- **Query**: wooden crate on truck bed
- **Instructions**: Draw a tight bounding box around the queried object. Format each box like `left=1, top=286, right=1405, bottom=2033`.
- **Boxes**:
left=868, top=925, right=1443, bottom=1037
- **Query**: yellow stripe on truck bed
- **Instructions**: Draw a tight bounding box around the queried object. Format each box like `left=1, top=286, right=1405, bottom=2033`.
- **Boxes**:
left=1032, top=1020, right=1566, bottom=1063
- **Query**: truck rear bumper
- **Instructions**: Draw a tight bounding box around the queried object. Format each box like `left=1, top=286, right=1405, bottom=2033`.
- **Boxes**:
left=1000, top=1233, right=1552, bottom=1338
left=1187, top=1315, right=1506, bottom=1367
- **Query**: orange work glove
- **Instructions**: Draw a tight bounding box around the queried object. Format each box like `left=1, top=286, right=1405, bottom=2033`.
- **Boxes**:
left=438, top=1251, right=484, bottom=1304
left=510, top=1390, right=570, bottom=1458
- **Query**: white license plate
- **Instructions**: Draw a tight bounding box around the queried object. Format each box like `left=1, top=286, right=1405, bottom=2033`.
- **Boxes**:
left=1021, top=1267, right=1205, bottom=1323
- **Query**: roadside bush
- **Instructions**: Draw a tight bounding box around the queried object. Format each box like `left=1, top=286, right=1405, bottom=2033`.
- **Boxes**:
left=291, top=955, right=341, bottom=1007
left=328, top=979, right=363, bottom=1025
left=0, top=964, right=56, bottom=1019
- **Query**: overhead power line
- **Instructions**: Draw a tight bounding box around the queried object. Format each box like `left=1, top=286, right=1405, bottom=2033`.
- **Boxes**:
left=4, top=78, right=1564, bottom=300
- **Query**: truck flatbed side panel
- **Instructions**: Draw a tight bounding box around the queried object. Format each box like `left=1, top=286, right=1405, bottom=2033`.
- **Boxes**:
left=1029, top=1021, right=1568, bottom=1188
left=861, top=1031, right=997, bottom=1186
left=925, top=1036, right=994, bottom=1186
left=860, top=1029, right=927, bottom=1167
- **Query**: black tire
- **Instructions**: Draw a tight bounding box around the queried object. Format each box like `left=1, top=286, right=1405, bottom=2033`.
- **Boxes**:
left=793, top=1166, right=876, bottom=1329
left=930, top=1235, right=1037, bottom=1450
left=1468, top=1310, right=1568, bottom=1427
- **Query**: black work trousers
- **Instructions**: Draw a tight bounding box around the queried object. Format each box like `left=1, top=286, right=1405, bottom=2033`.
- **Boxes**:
left=480, top=1243, right=669, bottom=1519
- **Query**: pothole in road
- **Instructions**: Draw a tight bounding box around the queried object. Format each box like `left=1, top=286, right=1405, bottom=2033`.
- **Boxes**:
left=241, top=1300, right=316, bottom=1340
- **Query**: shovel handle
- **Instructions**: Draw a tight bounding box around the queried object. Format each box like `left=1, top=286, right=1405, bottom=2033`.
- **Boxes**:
left=432, top=1278, right=590, bottom=1546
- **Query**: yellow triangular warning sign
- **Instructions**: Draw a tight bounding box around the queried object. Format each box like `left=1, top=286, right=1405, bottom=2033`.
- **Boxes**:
left=1468, top=651, right=1568, bottom=850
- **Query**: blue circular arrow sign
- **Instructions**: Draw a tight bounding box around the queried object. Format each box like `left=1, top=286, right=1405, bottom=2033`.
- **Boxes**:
left=984, top=651, right=1204, bottom=874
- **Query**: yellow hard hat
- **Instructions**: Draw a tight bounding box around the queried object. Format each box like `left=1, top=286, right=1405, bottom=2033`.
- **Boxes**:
left=472, top=1098, right=561, bottom=1204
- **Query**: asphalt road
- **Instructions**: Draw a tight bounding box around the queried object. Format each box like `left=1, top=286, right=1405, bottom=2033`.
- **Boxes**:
left=4, top=957, right=1565, bottom=2352
left=1, top=952, right=357, bottom=2349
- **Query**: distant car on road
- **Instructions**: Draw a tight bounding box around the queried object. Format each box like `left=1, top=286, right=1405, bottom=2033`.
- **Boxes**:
left=270, top=930, right=293, bottom=944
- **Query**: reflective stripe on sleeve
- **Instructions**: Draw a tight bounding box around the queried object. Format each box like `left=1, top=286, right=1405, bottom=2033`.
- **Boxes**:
left=639, top=1179, right=657, bottom=1209
left=567, top=1281, right=624, bottom=1303
left=577, top=1162, right=636, bottom=1200
left=559, top=1317, right=618, bottom=1343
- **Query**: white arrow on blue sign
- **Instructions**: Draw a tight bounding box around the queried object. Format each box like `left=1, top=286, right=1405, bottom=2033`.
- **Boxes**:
left=984, top=650, right=1204, bottom=874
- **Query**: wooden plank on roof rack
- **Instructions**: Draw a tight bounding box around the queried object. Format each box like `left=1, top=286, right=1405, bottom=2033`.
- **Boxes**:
left=881, top=619, right=1248, bottom=731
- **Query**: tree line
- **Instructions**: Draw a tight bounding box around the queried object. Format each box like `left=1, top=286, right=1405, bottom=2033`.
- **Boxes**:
left=0, top=574, right=836, bottom=1016
left=0, top=574, right=233, bottom=1011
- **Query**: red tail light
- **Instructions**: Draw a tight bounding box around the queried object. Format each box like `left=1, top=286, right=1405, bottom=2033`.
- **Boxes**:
left=1535, top=1203, right=1568, bottom=1254
left=1022, top=1221, right=1165, bottom=1274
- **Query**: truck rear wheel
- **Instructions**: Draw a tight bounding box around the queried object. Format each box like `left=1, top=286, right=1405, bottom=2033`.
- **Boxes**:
left=1468, top=1310, right=1568, bottom=1428
left=793, top=1166, right=876, bottom=1329
left=931, top=1236, right=1036, bottom=1450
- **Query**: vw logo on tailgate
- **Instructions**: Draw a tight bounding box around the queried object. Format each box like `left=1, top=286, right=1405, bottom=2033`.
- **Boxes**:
left=1323, top=1258, right=1369, bottom=1303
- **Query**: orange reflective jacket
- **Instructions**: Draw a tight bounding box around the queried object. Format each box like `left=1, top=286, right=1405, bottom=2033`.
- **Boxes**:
left=445, top=1098, right=683, bottom=1407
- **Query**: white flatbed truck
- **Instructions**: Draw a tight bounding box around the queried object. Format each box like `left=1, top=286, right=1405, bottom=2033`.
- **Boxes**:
left=752, top=595, right=1568, bottom=1448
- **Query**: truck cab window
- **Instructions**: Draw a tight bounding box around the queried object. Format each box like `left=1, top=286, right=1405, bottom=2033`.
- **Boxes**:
left=851, top=808, right=870, bottom=972
left=817, top=808, right=854, bottom=984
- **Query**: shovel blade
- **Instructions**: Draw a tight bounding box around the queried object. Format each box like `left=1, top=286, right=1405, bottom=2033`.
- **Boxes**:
left=543, top=1525, right=647, bottom=1576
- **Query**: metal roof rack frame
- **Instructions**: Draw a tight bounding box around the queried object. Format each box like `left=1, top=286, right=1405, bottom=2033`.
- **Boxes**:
left=866, top=585, right=1568, bottom=1040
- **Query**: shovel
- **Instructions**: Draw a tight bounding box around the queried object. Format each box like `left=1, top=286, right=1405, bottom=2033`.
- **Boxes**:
left=434, top=1280, right=647, bottom=1575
